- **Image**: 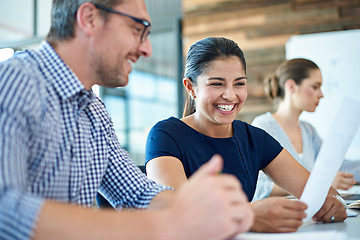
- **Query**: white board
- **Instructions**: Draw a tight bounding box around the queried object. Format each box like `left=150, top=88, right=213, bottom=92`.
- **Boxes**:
left=286, top=29, right=360, bottom=160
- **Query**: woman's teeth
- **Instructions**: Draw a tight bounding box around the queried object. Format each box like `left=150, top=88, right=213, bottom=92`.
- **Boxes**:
left=216, top=104, right=234, bottom=111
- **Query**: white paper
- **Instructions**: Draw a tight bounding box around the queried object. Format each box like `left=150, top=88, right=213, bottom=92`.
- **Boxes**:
left=233, top=230, right=339, bottom=240
left=300, top=96, right=360, bottom=222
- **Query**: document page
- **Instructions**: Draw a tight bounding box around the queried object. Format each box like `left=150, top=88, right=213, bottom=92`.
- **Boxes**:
left=300, top=97, right=360, bottom=222
left=233, top=230, right=340, bottom=240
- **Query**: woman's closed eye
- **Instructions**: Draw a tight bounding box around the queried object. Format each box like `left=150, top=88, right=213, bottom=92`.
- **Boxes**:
left=208, top=81, right=246, bottom=87
left=235, top=82, right=246, bottom=86
left=209, top=82, right=223, bottom=86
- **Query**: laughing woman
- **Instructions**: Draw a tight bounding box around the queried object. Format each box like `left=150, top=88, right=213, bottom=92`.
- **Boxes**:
left=145, top=37, right=347, bottom=233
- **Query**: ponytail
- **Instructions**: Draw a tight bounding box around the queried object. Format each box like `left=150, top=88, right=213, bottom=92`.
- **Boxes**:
left=265, top=58, right=320, bottom=101
left=182, top=95, right=196, bottom=117
left=264, top=73, right=282, bottom=100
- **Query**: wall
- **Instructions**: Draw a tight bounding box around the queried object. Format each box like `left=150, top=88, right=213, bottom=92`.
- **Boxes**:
left=182, top=0, right=360, bottom=123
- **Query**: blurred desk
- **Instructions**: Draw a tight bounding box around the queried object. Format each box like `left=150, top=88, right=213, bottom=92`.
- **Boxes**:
left=233, top=209, right=360, bottom=240
left=338, top=185, right=360, bottom=195
left=339, top=185, right=360, bottom=206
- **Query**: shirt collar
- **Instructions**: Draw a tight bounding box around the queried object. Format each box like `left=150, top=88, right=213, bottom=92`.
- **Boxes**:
left=37, top=41, right=87, bottom=101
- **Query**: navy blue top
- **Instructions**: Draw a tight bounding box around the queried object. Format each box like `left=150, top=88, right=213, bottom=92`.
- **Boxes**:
left=145, top=117, right=283, bottom=201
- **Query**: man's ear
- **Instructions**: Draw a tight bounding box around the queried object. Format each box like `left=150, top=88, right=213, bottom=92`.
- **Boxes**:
left=285, top=79, right=297, bottom=94
left=183, top=78, right=196, bottom=98
left=75, top=2, right=99, bottom=37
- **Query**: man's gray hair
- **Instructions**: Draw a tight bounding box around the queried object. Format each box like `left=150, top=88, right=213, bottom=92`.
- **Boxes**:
left=46, top=0, right=123, bottom=43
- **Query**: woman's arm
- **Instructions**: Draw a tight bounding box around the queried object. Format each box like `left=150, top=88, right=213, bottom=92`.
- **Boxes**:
left=146, top=156, right=188, bottom=190
left=147, top=154, right=308, bottom=233
left=270, top=184, right=289, bottom=197
left=264, top=149, right=310, bottom=198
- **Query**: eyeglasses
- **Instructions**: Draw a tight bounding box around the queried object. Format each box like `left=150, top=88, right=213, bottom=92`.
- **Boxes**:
left=94, top=3, right=151, bottom=43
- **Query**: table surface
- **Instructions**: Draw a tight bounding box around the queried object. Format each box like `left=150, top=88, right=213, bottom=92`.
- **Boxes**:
left=234, top=211, right=360, bottom=240
left=234, top=185, right=360, bottom=240
left=299, top=210, right=360, bottom=239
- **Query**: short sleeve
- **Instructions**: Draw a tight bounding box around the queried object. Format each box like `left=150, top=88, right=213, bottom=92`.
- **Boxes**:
left=250, top=125, right=283, bottom=170
left=248, top=126, right=282, bottom=201
left=145, top=121, right=181, bottom=165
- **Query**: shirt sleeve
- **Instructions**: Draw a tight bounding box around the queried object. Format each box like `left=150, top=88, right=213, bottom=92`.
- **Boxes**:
left=340, top=159, right=360, bottom=182
left=0, top=62, right=45, bottom=240
left=249, top=118, right=282, bottom=199
left=145, top=121, right=182, bottom=165
left=95, top=100, right=172, bottom=209
left=251, top=125, right=283, bottom=170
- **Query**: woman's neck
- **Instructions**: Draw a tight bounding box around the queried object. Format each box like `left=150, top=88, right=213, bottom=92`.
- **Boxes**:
left=182, top=114, right=233, bottom=138
left=273, top=100, right=304, bottom=154
left=273, top=100, right=302, bottom=128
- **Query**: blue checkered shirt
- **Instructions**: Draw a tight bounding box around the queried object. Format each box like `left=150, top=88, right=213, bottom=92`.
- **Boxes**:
left=0, top=42, right=171, bottom=240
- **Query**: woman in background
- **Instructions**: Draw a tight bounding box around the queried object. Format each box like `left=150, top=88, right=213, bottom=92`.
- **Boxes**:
left=145, top=37, right=347, bottom=233
left=252, top=58, right=359, bottom=201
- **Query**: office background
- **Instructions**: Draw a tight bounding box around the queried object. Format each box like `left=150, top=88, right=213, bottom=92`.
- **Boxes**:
left=1, top=0, right=360, bottom=165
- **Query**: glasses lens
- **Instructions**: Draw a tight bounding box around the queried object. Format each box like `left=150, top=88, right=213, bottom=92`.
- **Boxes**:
left=141, top=26, right=150, bottom=43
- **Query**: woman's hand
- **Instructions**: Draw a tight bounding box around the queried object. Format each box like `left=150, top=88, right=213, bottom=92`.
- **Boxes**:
left=312, top=188, right=347, bottom=223
left=250, top=197, right=307, bottom=233
left=332, top=171, right=356, bottom=190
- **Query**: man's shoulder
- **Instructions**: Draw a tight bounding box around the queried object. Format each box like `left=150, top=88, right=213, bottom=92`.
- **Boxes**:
left=2, top=50, right=39, bottom=69
left=0, top=51, right=43, bottom=87
left=0, top=52, right=50, bottom=115
left=89, top=96, right=113, bottom=128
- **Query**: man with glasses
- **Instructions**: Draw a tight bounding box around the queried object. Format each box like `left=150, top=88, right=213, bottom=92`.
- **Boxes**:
left=0, top=0, right=253, bottom=239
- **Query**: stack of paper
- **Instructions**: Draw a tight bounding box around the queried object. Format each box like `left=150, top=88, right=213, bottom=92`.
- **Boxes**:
left=348, top=200, right=360, bottom=209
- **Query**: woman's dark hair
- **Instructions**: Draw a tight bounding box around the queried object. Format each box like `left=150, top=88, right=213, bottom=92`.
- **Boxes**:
left=183, top=37, right=246, bottom=117
left=264, top=58, right=320, bottom=101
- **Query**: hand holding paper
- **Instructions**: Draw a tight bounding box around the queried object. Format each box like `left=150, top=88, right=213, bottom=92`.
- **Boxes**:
left=300, top=97, right=360, bottom=222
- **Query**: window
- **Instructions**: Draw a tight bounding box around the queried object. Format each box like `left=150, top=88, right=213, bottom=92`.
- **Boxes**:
left=100, top=0, right=183, bottom=165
